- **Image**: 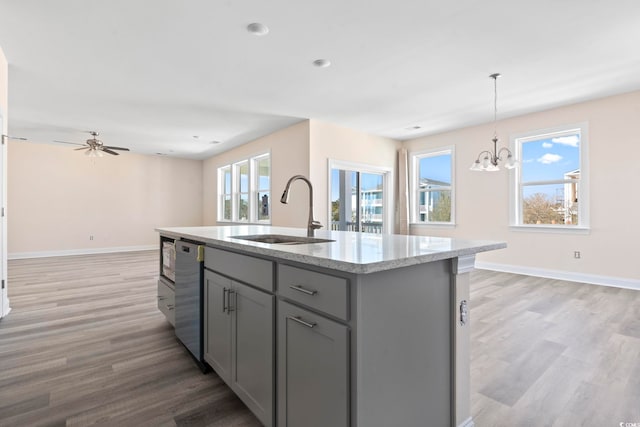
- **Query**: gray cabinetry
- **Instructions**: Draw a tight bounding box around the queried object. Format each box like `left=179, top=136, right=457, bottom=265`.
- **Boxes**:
left=277, top=300, right=349, bottom=427
left=204, top=261, right=274, bottom=427
left=232, top=279, right=274, bottom=424
left=278, top=264, right=349, bottom=321
left=204, top=270, right=232, bottom=382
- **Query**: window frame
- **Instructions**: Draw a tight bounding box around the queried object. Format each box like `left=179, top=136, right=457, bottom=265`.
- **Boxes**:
left=510, top=122, right=589, bottom=232
left=252, top=153, right=271, bottom=224
left=218, top=165, right=232, bottom=222
left=410, top=146, right=456, bottom=226
left=217, top=152, right=271, bottom=224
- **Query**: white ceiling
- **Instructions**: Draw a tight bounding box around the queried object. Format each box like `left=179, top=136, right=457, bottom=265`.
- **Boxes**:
left=1, top=0, right=639, bottom=160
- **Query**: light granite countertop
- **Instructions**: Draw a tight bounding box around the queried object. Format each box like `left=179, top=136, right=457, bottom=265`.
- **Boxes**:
left=156, top=225, right=506, bottom=274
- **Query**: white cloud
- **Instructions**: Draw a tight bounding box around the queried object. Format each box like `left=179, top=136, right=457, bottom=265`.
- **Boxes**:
left=542, top=142, right=553, bottom=148
left=551, top=135, right=579, bottom=147
left=538, top=153, right=563, bottom=164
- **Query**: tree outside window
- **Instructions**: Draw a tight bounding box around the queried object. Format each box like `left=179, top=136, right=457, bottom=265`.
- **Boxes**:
left=411, top=148, right=455, bottom=224
left=513, top=124, right=587, bottom=228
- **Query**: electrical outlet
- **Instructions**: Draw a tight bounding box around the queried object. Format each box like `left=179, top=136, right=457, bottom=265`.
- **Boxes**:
left=574, top=251, right=581, bottom=259
left=89, top=235, right=94, bottom=241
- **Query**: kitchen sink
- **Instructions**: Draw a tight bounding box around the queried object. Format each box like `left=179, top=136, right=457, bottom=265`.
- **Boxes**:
left=230, top=234, right=335, bottom=245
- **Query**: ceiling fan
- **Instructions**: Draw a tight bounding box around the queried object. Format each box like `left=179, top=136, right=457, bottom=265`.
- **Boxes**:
left=54, top=131, right=130, bottom=157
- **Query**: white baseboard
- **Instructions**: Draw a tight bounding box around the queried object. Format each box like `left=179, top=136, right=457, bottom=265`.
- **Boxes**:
left=475, top=261, right=640, bottom=291
left=8, top=245, right=157, bottom=260
left=1, top=300, right=10, bottom=319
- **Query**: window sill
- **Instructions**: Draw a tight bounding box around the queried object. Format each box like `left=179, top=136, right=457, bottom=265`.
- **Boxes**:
left=410, top=222, right=457, bottom=229
left=509, top=225, right=590, bottom=235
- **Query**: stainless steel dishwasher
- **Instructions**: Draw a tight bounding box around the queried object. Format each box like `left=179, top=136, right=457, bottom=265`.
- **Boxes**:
left=174, top=240, right=208, bottom=371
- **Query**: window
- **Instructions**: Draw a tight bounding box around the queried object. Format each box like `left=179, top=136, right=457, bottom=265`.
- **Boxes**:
left=411, top=147, right=454, bottom=224
left=220, top=165, right=232, bottom=221
left=218, top=153, right=270, bottom=223
left=329, top=160, right=392, bottom=234
left=512, top=123, right=588, bottom=229
left=255, top=155, right=270, bottom=221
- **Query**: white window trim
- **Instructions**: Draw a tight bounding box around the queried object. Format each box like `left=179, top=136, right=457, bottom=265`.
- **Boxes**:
left=218, top=165, right=232, bottom=222
left=252, top=153, right=271, bottom=224
left=327, top=159, right=393, bottom=234
left=217, top=151, right=271, bottom=224
left=409, top=146, right=456, bottom=226
left=233, top=159, right=249, bottom=222
left=509, top=122, right=589, bottom=232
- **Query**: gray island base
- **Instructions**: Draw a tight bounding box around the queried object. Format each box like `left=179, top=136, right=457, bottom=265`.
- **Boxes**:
left=156, top=225, right=505, bottom=427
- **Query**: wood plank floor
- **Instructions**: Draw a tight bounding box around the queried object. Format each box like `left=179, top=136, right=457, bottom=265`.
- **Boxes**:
left=1, top=251, right=260, bottom=427
left=1, top=251, right=639, bottom=426
left=470, top=269, right=640, bottom=427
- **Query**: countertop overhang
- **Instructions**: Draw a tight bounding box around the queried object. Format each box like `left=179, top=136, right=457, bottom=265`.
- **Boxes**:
left=156, top=225, right=506, bottom=275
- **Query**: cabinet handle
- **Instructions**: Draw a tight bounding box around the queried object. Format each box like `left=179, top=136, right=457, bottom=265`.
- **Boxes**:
left=166, top=304, right=174, bottom=310
left=227, top=290, right=235, bottom=313
left=222, top=288, right=228, bottom=313
left=288, top=316, right=316, bottom=329
left=289, top=285, right=318, bottom=296
left=157, top=296, right=166, bottom=301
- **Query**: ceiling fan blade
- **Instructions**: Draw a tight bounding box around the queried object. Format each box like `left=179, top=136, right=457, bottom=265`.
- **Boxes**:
left=102, top=148, right=120, bottom=156
left=103, top=146, right=130, bottom=151
left=74, top=146, right=90, bottom=151
left=54, top=140, right=84, bottom=146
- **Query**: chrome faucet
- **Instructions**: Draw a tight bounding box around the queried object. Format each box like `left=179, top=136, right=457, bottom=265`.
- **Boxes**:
left=280, top=175, right=323, bottom=237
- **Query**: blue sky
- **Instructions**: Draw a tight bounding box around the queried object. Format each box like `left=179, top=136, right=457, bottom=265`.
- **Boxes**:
left=521, top=132, right=580, bottom=182
left=420, top=153, right=451, bottom=184
left=330, top=170, right=383, bottom=201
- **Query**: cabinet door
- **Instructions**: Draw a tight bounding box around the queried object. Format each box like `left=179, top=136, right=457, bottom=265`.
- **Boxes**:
left=231, top=281, right=274, bottom=427
left=277, top=301, right=349, bottom=427
left=204, top=270, right=232, bottom=383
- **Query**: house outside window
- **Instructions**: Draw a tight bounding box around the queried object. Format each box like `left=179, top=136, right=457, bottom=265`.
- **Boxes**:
left=511, top=123, right=589, bottom=229
left=411, top=147, right=455, bottom=224
left=329, top=160, right=392, bottom=234
left=218, top=153, right=271, bottom=223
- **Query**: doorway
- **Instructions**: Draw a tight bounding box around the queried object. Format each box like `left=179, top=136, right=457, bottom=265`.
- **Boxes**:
left=329, top=160, right=391, bottom=234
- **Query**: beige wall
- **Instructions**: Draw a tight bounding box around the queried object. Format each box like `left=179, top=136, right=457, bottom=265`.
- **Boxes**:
left=202, top=120, right=310, bottom=228
left=404, top=90, right=640, bottom=282
left=309, top=120, right=401, bottom=229
left=8, top=142, right=203, bottom=256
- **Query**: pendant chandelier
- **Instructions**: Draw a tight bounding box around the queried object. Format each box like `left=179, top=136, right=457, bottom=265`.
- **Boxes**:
left=470, top=73, right=517, bottom=172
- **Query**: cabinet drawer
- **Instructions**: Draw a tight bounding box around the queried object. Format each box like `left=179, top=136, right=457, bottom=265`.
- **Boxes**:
left=278, top=265, right=349, bottom=321
left=157, top=279, right=175, bottom=326
left=205, top=247, right=274, bottom=292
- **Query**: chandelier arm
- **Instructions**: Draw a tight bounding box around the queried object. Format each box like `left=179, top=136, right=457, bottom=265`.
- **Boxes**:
left=475, top=150, right=493, bottom=162
left=496, top=146, right=513, bottom=160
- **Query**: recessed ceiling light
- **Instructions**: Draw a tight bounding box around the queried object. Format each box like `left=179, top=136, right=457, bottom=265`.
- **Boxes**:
left=210, top=140, right=222, bottom=144
left=247, top=22, right=269, bottom=36
left=313, top=59, right=331, bottom=68
left=192, top=135, right=199, bottom=139
left=405, top=125, right=422, bottom=130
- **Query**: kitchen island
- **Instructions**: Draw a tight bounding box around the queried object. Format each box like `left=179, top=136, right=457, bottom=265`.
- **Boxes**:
left=156, top=225, right=505, bottom=427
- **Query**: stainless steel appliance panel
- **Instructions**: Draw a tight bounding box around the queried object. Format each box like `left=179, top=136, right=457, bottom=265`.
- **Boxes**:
left=174, top=240, right=204, bottom=362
